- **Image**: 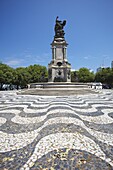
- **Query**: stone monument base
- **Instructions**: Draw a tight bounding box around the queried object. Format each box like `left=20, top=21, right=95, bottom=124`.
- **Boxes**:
left=17, top=82, right=98, bottom=96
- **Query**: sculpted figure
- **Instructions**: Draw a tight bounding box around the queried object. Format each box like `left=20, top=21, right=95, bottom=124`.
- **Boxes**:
left=54, top=16, right=66, bottom=38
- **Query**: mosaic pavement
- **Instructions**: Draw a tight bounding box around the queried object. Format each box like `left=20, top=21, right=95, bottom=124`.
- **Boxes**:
left=0, top=90, right=113, bottom=170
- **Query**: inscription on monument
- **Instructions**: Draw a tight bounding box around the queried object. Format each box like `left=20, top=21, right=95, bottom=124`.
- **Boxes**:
left=56, top=48, right=63, bottom=60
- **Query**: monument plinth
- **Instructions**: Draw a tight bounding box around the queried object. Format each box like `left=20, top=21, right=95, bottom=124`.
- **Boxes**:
left=48, top=16, right=71, bottom=82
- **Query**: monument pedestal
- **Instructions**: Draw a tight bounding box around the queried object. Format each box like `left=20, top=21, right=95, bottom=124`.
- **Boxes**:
left=48, top=37, right=71, bottom=82
left=18, top=82, right=97, bottom=96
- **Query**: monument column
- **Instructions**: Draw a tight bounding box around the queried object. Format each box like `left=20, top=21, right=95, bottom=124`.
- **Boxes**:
left=63, top=46, right=67, bottom=61
left=48, top=16, right=71, bottom=82
left=52, top=46, right=56, bottom=61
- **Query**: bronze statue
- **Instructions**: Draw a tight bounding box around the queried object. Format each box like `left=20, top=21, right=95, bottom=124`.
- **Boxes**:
left=54, top=16, right=66, bottom=38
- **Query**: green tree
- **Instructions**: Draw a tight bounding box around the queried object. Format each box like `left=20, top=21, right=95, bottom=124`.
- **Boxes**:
left=0, top=63, right=14, bottom=89
left=13, top=67, right=31, bottom=89
left=0, top=70, right=5, bottom=89
left=95, top=67, right=113, bottom=87
left=77, top=67, right=95, bottom=83
left=27, top=64, right=48, bottom=83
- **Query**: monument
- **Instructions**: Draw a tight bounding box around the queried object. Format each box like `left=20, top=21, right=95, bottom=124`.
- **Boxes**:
left=18, top=17, right=95, bottom=95
left=48, top=16, right=71, bottom=82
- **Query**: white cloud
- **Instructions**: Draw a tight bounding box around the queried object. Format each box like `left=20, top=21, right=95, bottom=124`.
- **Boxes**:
left=83, top=55, right=92, bottom=60
left=83, top=55, right=97, bottom=60
left=84, top=56, right=89, bottom=60
left=71, top=69, right=76, bottom=71
left=3, top=50, right=51, bottom=68
left=5, top=58, right=25, bottom=67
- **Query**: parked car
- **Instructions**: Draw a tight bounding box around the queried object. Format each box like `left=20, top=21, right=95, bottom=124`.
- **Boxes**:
left=1, top=84, right=19, bottom=90
left=102, top=84, right=111, bottom=89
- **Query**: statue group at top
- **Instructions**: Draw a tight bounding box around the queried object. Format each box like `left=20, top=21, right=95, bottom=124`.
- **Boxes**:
left=54, top=16, right=66, bottom=39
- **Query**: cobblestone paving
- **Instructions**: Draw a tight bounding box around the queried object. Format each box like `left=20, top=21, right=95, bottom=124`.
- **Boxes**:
left=0, top=90, right=113, bottom=170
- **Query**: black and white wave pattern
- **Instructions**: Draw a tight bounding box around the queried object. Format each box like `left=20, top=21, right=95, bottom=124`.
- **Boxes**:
left=0, top=91, right=113, bottom=169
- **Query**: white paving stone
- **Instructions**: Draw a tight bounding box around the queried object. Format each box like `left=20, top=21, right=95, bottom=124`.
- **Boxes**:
left=0, top=89, right=113, bottom=169
left=21, top=132, right=113, bottom=169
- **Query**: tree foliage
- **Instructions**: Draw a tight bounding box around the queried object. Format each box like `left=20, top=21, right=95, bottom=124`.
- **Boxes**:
left=0, top=63, right=48, bottom=90
left=27, top=64, right=48, bottom=83
left=77, top=68, right=95, bottom=83
left=95, top=68, right=113, bottom=87
left=0, top=63, right=14, bottom=89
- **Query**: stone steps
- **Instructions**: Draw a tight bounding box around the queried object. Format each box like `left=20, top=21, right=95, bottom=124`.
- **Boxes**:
left=17, top=88, right=98, bottom=96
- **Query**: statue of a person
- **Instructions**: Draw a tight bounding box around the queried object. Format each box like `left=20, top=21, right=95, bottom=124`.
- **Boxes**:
left=54, top=16, right=66, bottom=38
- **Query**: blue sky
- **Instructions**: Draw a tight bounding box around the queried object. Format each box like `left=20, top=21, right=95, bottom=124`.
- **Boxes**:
left=0, top=0, right=113, bottom=72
